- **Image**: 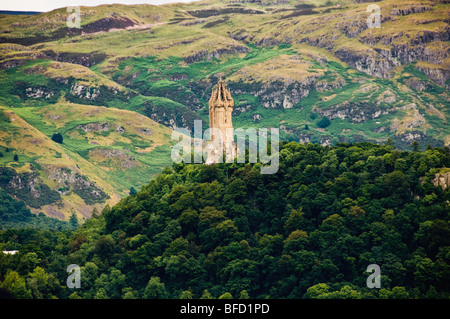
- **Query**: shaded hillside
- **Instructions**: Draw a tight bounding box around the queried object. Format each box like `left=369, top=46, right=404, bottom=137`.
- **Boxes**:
left=0, top=101, right=174, bottom=221
left=0, top=141, right=449, bottom=299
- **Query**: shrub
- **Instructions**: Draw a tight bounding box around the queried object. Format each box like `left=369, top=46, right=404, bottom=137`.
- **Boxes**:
left=51, top=132, right=63, bottom=144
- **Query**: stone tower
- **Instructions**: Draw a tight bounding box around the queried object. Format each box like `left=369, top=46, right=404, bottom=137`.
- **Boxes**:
left=206, top=78, right=236, bottom=163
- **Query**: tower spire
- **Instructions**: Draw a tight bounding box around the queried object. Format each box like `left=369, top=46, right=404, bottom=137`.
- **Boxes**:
left=206, top=77, right=237, bottom=163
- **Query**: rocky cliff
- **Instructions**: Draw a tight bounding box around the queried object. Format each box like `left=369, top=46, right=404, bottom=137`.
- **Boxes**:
left=433, top=171, right=450, bottom=190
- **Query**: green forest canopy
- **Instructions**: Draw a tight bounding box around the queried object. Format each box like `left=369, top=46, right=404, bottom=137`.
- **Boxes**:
left=0, top=141, right=449, bottom=299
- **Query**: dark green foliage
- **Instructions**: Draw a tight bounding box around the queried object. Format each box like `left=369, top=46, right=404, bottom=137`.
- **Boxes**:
left=0, top=142, right=449, bottom=299
left=51, top=133, right=63, bottom=144
left=11, top=80, right=60, bottom=104
left=278, top=43, right=292, bottom=50
left=0, top=189, right=74, bottom=230
left=317, top=116, right=331, bottom=128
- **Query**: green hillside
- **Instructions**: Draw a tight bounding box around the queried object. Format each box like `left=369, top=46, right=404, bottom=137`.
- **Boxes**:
left=0, top=99, right=174, bottom=220
left=0, top=0, right=449, bottom=221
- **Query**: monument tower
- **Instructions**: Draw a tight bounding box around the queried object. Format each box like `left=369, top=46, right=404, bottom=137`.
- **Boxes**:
left=206, top=78, right=237, bottom=163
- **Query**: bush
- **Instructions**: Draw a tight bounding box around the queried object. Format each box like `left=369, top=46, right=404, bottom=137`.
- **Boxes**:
left=317, top=116, right=331, bottom=128
left=51, top=132, right=63, bottom=144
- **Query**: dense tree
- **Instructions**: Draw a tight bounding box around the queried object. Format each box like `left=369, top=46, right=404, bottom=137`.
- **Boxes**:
left=0, top=270, right=31, bottom=298
left=0, top=141, right=449, bottom=299
left=317, top=116, right=331, bottom=128
left=51, top=133, right=63, bottom=144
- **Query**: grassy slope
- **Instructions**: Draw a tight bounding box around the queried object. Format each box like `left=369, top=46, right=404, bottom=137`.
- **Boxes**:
left=0, top=100, right=174, bottom=220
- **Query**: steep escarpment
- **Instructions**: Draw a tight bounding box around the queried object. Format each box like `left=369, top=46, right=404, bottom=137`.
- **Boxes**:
left=0, top=167, right=60, bottom=209
left=44, top=165, right=109, bottom=204
left=1, top=141, right=449, bottom=299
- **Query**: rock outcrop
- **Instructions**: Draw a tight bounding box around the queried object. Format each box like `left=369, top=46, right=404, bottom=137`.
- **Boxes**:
left=88, top=148, right=139, bottom=169
left=334, top=47, right=398, bottom=78
left=77, top=122, right=111, bottom=132
left=45, top=165, right=109, bottom=203
left=0, top=167, right=60, bottom=208
left=183, top=45, right=249, bottom=63
left=314, top=101, right=390, bottom=123
left=25, top=87, right=55, bottom=99
left=43, top=50, right=107, bottom=67
left=69, top=83, right=101, bottom=100
left=433, top=172, right=450, bottom=190
left=230, top=79, right=317, bottom=109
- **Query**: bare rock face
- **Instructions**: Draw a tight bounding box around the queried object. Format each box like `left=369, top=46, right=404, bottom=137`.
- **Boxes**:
left=315, top=75, right=346, bottom=92
left=230, top=75, right=319, bottom=110
left=292, top=2, right=449, bottom=85
left=252, top=113, right=262, bottom=122
left=258, top=80, right=316, bottom=109
left=25, top=87, right=55, bottom=99
left=406, top=78, right=431, bottom=91
left=8, top=175, right=41, bottom=198
left=433, top=172, right=450, bottom=190
left=183, top=45, right=249, bottom=64
left=69, top=83, right=101, bottom=100
left=417, top=65, right=450, bottom=88
left=45, top=165, right=109, bottom=203
left=390, top=5, right=432, bottom=16
left=0, top=52, right=48, bottom=69
left=0, top=167, right=61, bottom=208
left=89, top=148, right=139, bottom=169
left=42, top=50, right=107, bottom=67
